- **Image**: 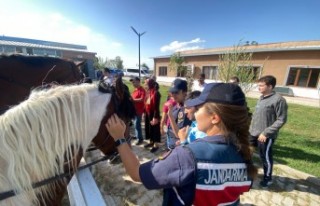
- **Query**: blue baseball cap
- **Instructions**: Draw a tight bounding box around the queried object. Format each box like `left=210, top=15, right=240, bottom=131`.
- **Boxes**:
left=185, top=83, right=246, bottom=107
left=169, top=79, right=188, bottom=93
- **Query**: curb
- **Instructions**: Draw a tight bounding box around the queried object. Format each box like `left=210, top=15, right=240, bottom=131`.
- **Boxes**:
left=253, top=153, right=320, bottom=187
left=274, top=164, right=320, bottom=187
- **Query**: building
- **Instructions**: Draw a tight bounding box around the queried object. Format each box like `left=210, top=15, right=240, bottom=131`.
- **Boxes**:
left=0, top=36, right=97, bottom=79
left=153, top=40, right=320, bottom=99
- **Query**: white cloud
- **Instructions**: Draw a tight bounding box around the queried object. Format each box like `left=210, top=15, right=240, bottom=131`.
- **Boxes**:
left=160, top=38, right=205, bottom=52
left=0, top=9, right=141, bottom=67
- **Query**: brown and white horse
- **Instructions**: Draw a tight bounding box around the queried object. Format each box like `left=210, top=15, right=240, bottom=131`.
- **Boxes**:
left=0, top=83, right=133, bottom=205
left=0, top=55, right=136, bottom=205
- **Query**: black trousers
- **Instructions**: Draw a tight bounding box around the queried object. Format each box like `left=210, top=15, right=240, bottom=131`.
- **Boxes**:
left=250, top=135, right=274, bottom=180
left=145, top=113, right=161, bottom=143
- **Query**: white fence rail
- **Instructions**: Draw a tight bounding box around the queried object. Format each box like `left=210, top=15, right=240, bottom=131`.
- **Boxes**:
left=67, top=158, right=106, bottom=206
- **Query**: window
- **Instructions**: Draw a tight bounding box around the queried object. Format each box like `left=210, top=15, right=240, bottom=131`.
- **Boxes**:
left=16, top=47, right=23, bottom=53
left=27, top=48, right=33, bottom=55
left=159, top=66, right=167, bottom=76
left=56, top=50, right=62, bottom=57
left=33, top=49, right=45, bottom=55
left=3, top=46, right=15, bottom=53
left=127, top=69, right=139, bottom=73
left=286, top=67, right=320, bottom=88
left=177, top=66, right=187, bottom=77
left=203, top=66, right=218, bottom=80
left=125, top=68, right=149, bottom=77
left=44, top=49, right=56, bottom=57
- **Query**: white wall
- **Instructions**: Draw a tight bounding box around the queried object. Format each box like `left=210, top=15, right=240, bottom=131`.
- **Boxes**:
left=156, top=77, right=320, bottom=100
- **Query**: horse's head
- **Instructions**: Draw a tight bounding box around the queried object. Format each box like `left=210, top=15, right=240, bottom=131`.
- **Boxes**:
left=91, top=76, right=136, bottom=155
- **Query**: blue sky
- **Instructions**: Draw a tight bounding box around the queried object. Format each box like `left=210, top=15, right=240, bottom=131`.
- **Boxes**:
left=1, top=0, right=319, bottom=68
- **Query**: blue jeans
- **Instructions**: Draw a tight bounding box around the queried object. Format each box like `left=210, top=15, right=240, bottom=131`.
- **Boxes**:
left=166, top=133, right=178, bottom=149
left=134, top=115, right=143, bottom=141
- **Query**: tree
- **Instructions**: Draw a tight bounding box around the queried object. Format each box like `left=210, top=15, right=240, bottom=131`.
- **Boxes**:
left=169, top=52, right=185, bottom=77
left=141, top=63, right=150, bottom=71
left=218, top=42, right=265, bottom=94
left=114, top=56, right=124, bottom=69
left=105, top=56, right=124, bottom=70
left=169, top=52, right=194, bottom=92
left=93, top=56, right=106, bottom=70
left=105, top=58, right=115, bottom=68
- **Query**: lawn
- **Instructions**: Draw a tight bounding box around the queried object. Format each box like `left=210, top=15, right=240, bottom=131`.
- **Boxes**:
left=125, top=80, right=320, bottom=177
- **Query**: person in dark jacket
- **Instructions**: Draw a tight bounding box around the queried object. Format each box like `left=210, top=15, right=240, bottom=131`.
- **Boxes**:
left=166, top=79, right=192, bottom=150
left=105, top=83, right=257, bottom=206
left=249, top=75, right=288, bottom=188
left=144, top=78, right=161, bottom=152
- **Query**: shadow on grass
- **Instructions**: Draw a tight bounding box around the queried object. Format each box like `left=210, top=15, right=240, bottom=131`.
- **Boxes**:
left=252, top=174, right=320, bottom=196
left=273, top=143, right=320, bottom=165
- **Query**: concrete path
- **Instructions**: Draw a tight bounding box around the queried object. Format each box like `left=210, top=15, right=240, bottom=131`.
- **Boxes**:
left=246, top=91, right=320, bottom=108
left=88, top=134, right=320, bottom=206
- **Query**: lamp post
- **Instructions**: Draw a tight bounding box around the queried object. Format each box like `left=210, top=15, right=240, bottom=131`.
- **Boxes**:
left=131, top=26, right=146, bottom=79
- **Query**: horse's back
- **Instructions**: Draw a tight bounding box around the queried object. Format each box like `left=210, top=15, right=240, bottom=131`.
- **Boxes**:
left=0, top=54, right=81, bottom=82
left=0, top=54, right=82, bottom=114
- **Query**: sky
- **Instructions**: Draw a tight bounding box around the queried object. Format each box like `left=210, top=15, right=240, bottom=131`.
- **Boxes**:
left=1, top=0, right=319, bottom=68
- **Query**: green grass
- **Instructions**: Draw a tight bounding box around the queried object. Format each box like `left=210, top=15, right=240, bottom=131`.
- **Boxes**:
left=125, top=80, right=320, bottom=177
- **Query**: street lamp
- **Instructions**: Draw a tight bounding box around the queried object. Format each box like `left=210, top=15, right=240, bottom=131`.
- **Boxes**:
left=131, top=26, right=146, bottom=79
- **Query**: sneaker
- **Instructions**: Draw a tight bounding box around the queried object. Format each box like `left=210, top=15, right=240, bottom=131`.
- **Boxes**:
left=144, top=143, right=153, bottom=148
left=150, top=147, right=159, bottom=153
left=260, top=179, right=273, bottom=188
left=135, top=140, right=144, bottom=145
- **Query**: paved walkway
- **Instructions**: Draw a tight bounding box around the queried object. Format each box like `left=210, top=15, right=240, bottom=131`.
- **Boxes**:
left=246, top=91, right=320, bottom=108
left=88, top=133, right=320, bottom=206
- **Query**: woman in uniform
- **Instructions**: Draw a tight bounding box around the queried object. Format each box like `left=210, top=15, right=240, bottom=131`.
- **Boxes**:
left=105, top=83, right=257, bottom=206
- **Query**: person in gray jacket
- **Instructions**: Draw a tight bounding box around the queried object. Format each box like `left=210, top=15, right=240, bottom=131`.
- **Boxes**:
left=249, top=75, right=288, bottom=188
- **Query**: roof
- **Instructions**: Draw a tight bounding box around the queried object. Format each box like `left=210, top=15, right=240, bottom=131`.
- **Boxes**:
left=0, top=36, right=96, bottom=54
left=153, top=40, right=320, bottom=59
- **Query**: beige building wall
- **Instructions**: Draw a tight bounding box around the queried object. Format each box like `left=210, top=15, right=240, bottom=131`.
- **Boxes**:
left=154, top=50, right=320, bottom=86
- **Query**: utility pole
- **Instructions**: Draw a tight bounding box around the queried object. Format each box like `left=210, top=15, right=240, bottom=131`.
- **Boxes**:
left=131, top=26, right=146, bottom=79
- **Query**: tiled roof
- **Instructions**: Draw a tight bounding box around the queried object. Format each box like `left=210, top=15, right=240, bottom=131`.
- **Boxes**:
left=153, top=40, right=320, bottom=59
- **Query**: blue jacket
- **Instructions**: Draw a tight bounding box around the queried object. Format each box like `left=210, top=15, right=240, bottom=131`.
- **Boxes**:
left=186, top=138, right=252, bottom=206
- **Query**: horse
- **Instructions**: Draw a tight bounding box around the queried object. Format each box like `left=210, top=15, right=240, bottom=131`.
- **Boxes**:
left=0, top=54, right=135, bottom=155
left=0, top=55, right=136, bottom=205
left=0, top=82, right=134, bottom=206
left=0, top=54, right=83, bottom=115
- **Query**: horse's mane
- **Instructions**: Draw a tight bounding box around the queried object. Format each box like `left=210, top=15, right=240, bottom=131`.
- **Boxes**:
left=0, top=84, right=94, bottom=203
